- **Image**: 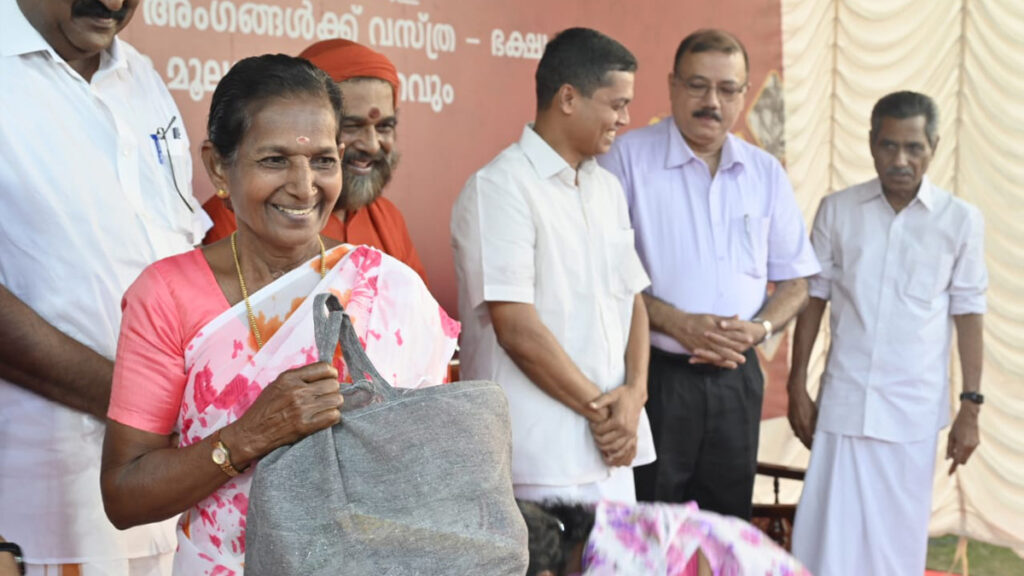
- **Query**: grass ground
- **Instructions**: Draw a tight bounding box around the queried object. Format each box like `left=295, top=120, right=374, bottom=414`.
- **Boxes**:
left=926, top=536, right=1024, bottom=575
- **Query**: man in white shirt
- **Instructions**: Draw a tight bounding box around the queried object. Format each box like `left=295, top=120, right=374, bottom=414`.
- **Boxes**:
left=0, top=0, right=208, bottom=573
left=788, top=91, right=987, bottom=576
left=451, top=27, right=655, bottom=503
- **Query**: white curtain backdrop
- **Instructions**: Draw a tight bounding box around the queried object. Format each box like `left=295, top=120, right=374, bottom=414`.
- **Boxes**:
left=757, top=0, right=1024, bottom=555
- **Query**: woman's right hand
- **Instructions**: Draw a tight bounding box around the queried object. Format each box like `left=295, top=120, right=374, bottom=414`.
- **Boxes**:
left=222, top=362, right=343, bottom=468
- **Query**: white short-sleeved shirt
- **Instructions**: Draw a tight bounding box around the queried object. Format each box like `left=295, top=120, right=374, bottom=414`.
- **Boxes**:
left=809, top=178, right=987, bottom=442
left=0, top=0, right=209, bottom=563
left=451, top=125, right=655, bottom=487
left=600, top=118, right=821, bottom=354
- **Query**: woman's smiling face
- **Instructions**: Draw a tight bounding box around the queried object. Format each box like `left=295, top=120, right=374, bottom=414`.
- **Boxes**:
left=223, top=96, right=343, bottom=251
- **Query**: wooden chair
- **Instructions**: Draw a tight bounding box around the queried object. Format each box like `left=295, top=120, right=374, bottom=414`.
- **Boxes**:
left=751, top=462, right=805, bottom=551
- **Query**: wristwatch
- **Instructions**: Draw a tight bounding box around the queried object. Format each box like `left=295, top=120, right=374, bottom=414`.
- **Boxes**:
left=0, top=541, right=25, bottom=576
left=211, top=431, right=243, bottom=478
left=959, top=391, right=984, bottom=405
left=752, top=317, right=773, bottom=343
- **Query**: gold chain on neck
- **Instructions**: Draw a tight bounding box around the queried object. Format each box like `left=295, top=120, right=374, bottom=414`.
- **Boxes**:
left=231, top=231, right=326, bottom=350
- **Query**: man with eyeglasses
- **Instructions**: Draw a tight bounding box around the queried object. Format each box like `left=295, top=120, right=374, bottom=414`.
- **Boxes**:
left=600, top=28, right=819, bottom=519
left=0, top=0, right=208, bottom=573
left=788, top=91, right=986, bottom=576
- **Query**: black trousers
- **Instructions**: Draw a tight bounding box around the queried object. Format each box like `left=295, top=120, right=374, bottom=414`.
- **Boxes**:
left=634, top=346, right=764, bottom=519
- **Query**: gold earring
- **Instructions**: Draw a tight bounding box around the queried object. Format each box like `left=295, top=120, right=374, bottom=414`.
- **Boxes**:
left=216, top=188, right=229, bottom=199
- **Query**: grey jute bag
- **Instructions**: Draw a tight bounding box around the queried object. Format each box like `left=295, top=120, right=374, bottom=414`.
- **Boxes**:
left=245, top=294, right=528, bottom=575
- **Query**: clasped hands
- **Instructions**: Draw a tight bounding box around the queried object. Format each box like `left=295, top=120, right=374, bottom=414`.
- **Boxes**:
left=585, top=385, right=644, bottom=468
left=671, top=312, right=766, bottom=369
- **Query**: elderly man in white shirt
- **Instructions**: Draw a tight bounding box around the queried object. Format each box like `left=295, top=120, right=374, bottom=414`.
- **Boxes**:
left=788, top=91, right=987, bottom=576
left=0, top=0, right=208, bottom=573
left=451, top=27, right=654, bottom=503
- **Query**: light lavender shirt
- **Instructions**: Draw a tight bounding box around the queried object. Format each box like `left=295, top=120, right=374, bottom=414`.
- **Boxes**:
left=809, top=178, right=987, bottom=442
left=600, top=118, right=820, bottom=354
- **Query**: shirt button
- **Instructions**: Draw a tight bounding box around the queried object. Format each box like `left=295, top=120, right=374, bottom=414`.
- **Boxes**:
left=122, top=149, right=130, bottom=157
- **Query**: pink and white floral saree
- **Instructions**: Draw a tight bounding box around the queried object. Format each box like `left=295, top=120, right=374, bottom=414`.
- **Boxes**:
left=172, top=245, right=458, bottom=575
left=582, top=500, right=811, bottom=576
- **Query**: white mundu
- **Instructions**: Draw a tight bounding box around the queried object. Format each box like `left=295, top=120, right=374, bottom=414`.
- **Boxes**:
left=451, top=125, right=654, bottom=500
left=792, top=177, right=987, bottom=576
left=0, top=0, right=210, bottom=566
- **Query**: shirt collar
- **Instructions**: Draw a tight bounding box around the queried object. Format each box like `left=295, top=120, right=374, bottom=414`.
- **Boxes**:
left=862, top=175, right=937, bottom=211
left=915, top=176, right=937, bottom=210
left=0, top=0, right=52, bottom=57
left=519, top=124, right=597, bottom=181
left=664, top=117, right=744, bottom=172
left=0, top=0, right=127, bottom=75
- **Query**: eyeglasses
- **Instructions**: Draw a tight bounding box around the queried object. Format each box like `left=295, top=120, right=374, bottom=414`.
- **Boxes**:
left=673, top=76, right=748, bottom=102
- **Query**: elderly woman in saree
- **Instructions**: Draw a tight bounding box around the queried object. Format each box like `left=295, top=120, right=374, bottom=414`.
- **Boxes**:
left=100, top=54, right=458, bottom=575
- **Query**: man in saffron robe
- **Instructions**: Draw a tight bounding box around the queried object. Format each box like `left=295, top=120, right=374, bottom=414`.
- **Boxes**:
left=202, top=39, right=428, bottom=284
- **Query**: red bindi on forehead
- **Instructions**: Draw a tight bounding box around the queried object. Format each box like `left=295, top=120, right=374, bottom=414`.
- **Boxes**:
left=368, top=107, right=381, bottom=120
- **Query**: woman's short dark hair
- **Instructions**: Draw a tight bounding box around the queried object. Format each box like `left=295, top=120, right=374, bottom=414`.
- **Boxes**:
left=207, top=54, right=343, bottom=161
left=535, top=27, right=637, bottom=110
left=870, top=91, right=939, bottom=147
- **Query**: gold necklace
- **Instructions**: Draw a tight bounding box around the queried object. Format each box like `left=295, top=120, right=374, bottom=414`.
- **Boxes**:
left=231, top=232, right=326, bottom=350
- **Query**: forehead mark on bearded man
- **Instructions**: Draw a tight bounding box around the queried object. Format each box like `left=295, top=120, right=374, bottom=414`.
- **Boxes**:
left=368, top=107, right=381, bottom=120
left=296, top=136, right=311, bottom=144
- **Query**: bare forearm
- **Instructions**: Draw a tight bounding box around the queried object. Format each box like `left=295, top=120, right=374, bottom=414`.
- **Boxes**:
left=624, top=294, right=649, bottom=400
left=641, top=292, right=683, bottom=336
left=489, top=302, right=603, bottom=417
left=0, top=284, right=113, bottom=417
left=757, top=277, right=810, bottom=332
left=954, top=314, right=984, bottom=394
left=102, top=422, right=239, bottom=528
left=788, top=296, right=827, bottom=386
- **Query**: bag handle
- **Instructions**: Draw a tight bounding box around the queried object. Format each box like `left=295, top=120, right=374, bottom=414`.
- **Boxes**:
left=312, top=293, right=395, bottom=411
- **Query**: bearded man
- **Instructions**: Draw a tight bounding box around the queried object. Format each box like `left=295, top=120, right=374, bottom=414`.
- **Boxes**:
left=203, top=40, right=427, bottom=283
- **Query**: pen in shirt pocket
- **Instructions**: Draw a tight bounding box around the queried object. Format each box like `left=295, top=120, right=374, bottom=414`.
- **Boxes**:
left=150, top=133, right=164, bottom=164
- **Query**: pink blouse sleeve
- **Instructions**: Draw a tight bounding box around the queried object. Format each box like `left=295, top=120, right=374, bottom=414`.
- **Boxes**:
left=108, top=264, right=188, bottom=435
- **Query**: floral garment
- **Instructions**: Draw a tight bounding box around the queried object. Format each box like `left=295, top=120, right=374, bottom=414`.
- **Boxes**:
left=583, top=500, right=812, bottom=576
left=172, top=245, right=458, bottom=575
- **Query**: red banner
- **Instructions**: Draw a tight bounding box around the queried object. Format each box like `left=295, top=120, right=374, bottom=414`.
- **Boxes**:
left=124, top=0, right=787, bottom=416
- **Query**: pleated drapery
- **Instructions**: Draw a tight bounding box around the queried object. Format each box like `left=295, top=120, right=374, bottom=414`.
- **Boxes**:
left=755, top=0, right=1024, bottom=556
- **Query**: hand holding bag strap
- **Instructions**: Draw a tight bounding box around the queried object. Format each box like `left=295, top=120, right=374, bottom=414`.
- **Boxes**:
left=312, top=293, right=394, bottom=412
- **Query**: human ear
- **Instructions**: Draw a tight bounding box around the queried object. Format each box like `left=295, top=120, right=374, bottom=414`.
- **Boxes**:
left=201, top=142, right=229, bottom=192
left=201, top=142, right=234, bottom=210
left=557, top=84, right=577, bottom=115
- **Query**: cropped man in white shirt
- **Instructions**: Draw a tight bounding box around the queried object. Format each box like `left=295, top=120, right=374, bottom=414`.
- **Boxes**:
left=0, top=0, right=208, bottom=573
left=451, top=27, right=655, bottom=503
left=788, top=91, right=987, bottom=576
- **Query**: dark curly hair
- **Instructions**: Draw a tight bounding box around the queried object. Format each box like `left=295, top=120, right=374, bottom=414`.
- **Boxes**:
left=518, top=500, right=596, bottom=576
